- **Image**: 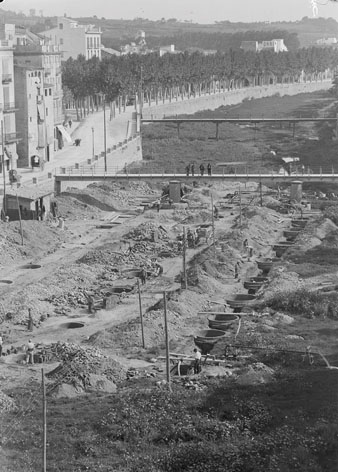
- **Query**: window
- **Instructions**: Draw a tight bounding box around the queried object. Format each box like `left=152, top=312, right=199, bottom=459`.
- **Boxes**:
left=49, top=89, right=52, bottom=96
left=60, top=38, right=63, bottom=45
left=59, top=23, right=63, bottom=29
left=45, top=89, right=47, bottom=96
left=46, top=108, right=48, bottom=116
left=30, top=117, right=32, bottom=122
left=29, top=94, right=31, bottom=99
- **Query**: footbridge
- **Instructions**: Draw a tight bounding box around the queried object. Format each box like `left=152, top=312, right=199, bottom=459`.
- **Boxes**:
left=54, top=165, right=338, bottom=194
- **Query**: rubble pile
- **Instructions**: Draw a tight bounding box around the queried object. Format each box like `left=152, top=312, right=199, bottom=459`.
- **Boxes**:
left=125, top=222, right=169, bottom=241
left=0, top=390, right=17, bottom=412
left=46, top=342, right=126, bottom=392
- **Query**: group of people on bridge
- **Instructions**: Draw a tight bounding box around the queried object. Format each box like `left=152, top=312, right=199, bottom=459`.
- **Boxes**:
left=185, top=163, right=212, bottom=177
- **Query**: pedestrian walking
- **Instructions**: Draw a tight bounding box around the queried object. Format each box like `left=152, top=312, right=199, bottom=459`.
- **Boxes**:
left=68, top=119, right=72, bottom=128
left=199, top=163, right=205, bottom=176
left=26, top=339, right=35, bottom=365
left=0, top=333, right=3, bottom=357
left=207, top=163, right=212, bottom=176
left=186, top=164, right=190, bottom=176
left=191, top=163, right=195, bottom=177
left=193, top=348, right=202, bottom=374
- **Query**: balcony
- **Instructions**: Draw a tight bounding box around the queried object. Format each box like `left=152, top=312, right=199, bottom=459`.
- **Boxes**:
left=5, top=132, right=21, bottom=144
left=3, top=102, right=18, bottom=113
left=2, top=74, right=12, bottom=84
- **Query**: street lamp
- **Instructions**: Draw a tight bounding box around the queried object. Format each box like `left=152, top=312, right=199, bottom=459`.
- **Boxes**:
left=91, top=127, right=95, bottom=159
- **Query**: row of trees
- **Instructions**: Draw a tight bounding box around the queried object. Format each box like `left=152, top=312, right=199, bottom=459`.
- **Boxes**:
left=62, top=46, right=338, bottom=120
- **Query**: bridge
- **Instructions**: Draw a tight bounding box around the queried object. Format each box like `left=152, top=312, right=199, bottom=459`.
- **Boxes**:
left=54, top=166, right=338, bottom=194
left=141, top=116, right=338, bottom=139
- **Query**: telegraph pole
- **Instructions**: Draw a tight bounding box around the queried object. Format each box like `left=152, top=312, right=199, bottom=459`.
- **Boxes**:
left=163, top=291, right=171, bottom=391
left=182, top=226, right=187, bottom=289
left=211, top=193, right=216, bottom=258
left=1, top=120, right=6, bottom=218
left=42, top=368, right=47, bottom=472
left=91, top=127, right=95, bottom=160
left=137, top=279, right=145, bottom=348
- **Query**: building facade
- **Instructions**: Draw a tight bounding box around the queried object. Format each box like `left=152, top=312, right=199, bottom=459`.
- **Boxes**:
left=0, top=30, right=19, bottom=172
left=41, top=17, right=102, bottom=60
left=13, top=33, right=64, bottom=157
left=241, top=39, right=288, bottom=53
left=14, top=66, right=54, bottom=167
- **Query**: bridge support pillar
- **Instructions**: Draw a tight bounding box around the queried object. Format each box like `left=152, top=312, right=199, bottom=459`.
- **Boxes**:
left=290, top=180, right=303, bottom=203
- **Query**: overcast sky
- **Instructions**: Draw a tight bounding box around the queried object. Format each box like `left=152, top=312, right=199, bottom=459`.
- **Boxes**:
left=6, top=0, right=338, bottom=23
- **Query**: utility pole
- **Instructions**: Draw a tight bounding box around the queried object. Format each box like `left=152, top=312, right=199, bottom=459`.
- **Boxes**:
left=91, top=127, right=95, bottom=160
left=163, top=291, right=171, bottom=391
left=103, top=95, right=107, bottom=172
left=140, top=65, right=143, bottom=116
left=182, top=226, right=187, bottom=289
left=211, top=193, right=216, bottom=258
left=137, top=279, right=145, bottom=348
left=1, top=120, right=6, bottom=218
left=16, top=193, right=24, bottom=245
left=42, top=368, right=47, bottom=472
left=239, top=184, right=242, bottom=227
left=259, top=181, right=263, bottom=207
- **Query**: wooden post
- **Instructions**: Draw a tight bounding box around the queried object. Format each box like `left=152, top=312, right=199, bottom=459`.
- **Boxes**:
left=1, top=120, right=6, bottom=218
left=137, top=279, right=145, bottom=348
left=163, top=292, right=171, bottom=390
left=215, top=122, right=219, bottom=140
left=259, top=182, right=263, bottom=207
left=211, top=193, right=216, bottom=258
left=42, top=368, right=47, bottom=472
left=182, top=226, right=187, bottom=289
left=16, top=193, right=24, bottom=245
left=239, top=184, right=242, bottom=227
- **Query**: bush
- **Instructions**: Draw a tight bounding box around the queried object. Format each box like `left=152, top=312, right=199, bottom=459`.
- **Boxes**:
left=264, top=288, right=338, bottom=319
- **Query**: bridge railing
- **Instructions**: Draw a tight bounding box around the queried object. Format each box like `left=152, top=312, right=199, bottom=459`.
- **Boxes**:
left=55, top=163, right=338, bottom=178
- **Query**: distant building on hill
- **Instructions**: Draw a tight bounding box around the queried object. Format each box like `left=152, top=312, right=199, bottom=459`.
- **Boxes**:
left=159, top=45, right=176, bottom=56
left=40, top=17, right=102, bottom=60
left=241, top=38, right=288, bottom=53
left=316, top=37, right=337, bottom=46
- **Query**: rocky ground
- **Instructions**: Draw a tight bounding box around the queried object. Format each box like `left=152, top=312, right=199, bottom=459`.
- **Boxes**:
left=1, top=91, right=338, bottom=471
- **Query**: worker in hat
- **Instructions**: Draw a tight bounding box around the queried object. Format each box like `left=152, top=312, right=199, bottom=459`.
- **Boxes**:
left=26, top=339, right=35, bottom=365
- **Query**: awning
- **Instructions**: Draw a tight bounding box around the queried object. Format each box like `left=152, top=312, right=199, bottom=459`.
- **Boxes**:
left=56, top=125, right=72, bottom=143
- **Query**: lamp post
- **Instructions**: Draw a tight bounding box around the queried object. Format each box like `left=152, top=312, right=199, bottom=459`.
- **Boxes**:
left=91, top=127, right=95, bottom=159
left=103, top=95, right=107, bottom=172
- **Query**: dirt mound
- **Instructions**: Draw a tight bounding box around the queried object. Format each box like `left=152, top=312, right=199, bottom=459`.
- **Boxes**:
left=236, top=362, right=275, bottom=385
left=125, top=222, right=169, bottom=241
left=0, top=390, right=17, bottom=412
left=46, top=342, right=125, bottom=394
left=0, top=220, right=65, bottom=267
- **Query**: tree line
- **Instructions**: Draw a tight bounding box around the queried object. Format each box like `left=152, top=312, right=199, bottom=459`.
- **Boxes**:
left=62, top=46, right=338, bottom=120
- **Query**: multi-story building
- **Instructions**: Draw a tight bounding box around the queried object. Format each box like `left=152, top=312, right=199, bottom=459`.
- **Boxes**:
left=14, top=66, right=54, bottom=167
left=241, top=39, right=288, bottom=53
left=13, top=30, right=64, bottom=158
left=0, top=28, right=19, bottom=172
left=41, top=17, right=102, bottom=60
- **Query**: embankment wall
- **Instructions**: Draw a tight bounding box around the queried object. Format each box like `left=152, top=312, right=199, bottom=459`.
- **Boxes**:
left=142, top=80, right=333, bottom=119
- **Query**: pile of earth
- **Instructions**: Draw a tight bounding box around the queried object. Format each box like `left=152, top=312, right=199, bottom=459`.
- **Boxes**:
left=0, top=220, right=65, bottom=267
left=125, top=222, right=169, bottom=241
left=46, top=342, right=126, bottom=398
left=0, top=390, right=17, bottom=412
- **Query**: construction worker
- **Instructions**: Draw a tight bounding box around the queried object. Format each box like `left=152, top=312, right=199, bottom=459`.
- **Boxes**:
left=87, top=295, right=96, bottom=314
left=213, top=205, right=219, bottom=219
left=207, top=163, right=212, bottom=176
left=27, top=308, right=33, bottom=331
left=234, top=261, right=241, bottom=281
left=185, top=164, right=190, bottom=176
left=26, top=339, right=35, bottom=365
left=140, top=268, right=147, bottom=285
left=199, top=163, right=205, bottom=176
left=248, top=246, right=254, bottom=261
left=0, top=333, right=3, bottom=357
left=191, top=163, right=195, bottom=177
left=193, top=348, right=202, bottom=374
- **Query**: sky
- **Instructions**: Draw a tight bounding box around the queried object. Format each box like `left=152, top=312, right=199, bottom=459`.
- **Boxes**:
left=4, top=0, right=338, bottom=23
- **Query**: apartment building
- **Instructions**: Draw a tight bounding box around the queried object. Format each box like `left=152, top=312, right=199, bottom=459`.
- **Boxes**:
left=13, top=30, right=64, bottom=158
left=14, top=66, right=54, bottom=167
left=0, top=29, right=19, bottom=173
left=41, top=17, right=102, bottom=60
